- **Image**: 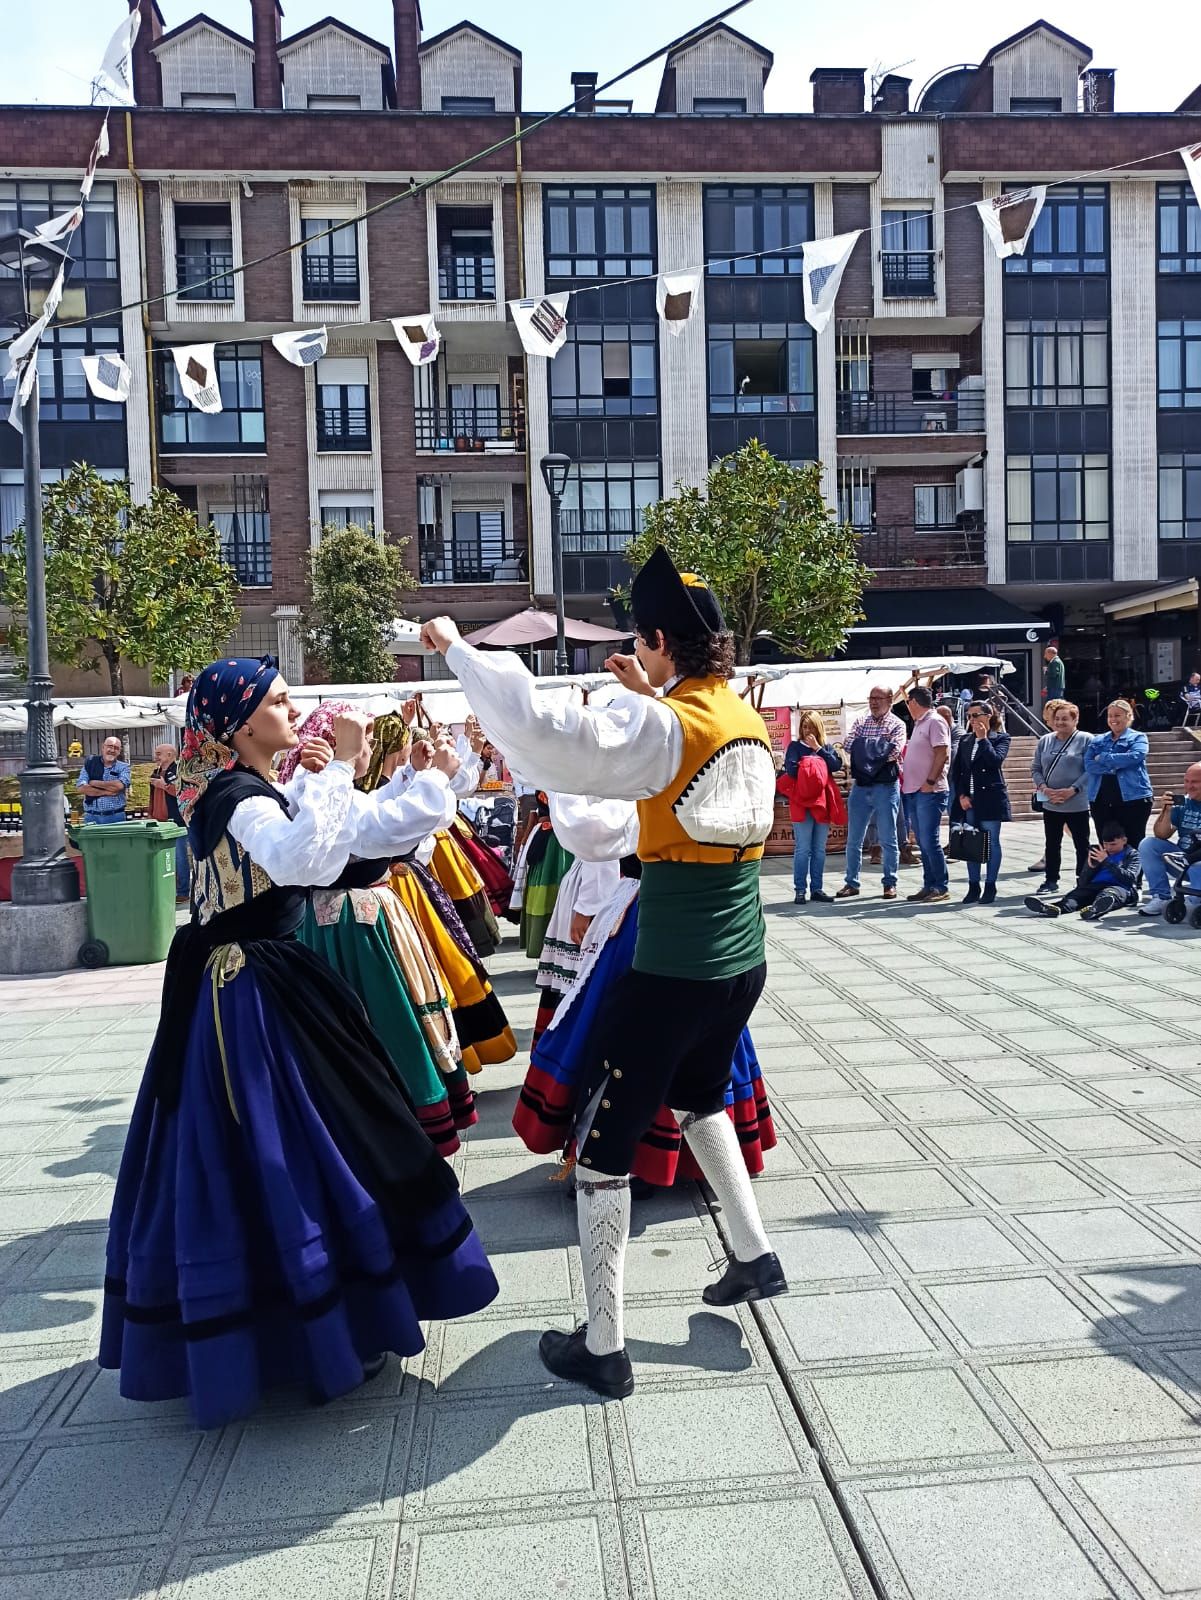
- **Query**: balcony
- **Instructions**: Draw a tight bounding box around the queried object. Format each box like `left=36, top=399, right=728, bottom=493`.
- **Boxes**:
left=415, top=405, right=525, bottom=455
left=176, top=246, right=235, bottom=302
left=882, top=251, right=936, bottom=299
left=857, top=524, right=986, bottom=573
left=301, top=255, right=360, bottom=301
left=837, top=384, right=985, bottom=436
left=438, top=252, right=497, bottom=302
left=418, top=528, right=525, bottom=585
left=317, top=407, right=371, bottom=452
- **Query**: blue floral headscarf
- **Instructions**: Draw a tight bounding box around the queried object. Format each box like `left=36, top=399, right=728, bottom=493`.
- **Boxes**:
left=177, top=655, right=279, bottom=822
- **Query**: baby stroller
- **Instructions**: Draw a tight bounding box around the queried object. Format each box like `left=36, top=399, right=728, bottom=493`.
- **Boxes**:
left=1162, top=839, right=1201, bottom=929
left=480, top=795, right=517, bottom=862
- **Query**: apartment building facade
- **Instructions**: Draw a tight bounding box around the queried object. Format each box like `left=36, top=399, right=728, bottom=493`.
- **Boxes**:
left=1, top=2, right=1199, bottom=701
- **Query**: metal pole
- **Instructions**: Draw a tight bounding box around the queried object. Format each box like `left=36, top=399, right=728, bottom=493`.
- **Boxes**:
left=10, top=370, right=78, bottom=906
left=549, top=488, right=569, bottom=676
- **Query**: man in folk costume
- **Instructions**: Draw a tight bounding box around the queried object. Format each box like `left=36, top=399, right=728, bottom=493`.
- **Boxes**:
left=422, top=546, right=786, bottom=1399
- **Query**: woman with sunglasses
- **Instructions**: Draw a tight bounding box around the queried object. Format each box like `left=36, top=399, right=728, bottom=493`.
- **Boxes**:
left=949, top=702, right=1012, bottom=903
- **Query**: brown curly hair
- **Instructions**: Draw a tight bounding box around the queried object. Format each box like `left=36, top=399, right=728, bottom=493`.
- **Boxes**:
left=645, top=627, right=737, bottom=681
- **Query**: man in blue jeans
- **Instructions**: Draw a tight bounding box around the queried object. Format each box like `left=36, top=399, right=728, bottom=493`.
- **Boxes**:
left=1138, top=763, right=1201, bottom=917
left=902, top=684, right=951, bottom=903
left=836, top=685, right=907, bottom=902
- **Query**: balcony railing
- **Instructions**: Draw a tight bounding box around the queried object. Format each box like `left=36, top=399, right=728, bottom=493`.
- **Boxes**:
left=836, top=385, right=985, bottom=435
left=176, top=246, right=235, bottom=301
left=302, top=254, right=360, bottom=300
left=882, top=251, right=936, bottom=299
left=317, top=407, right=371, bottom=451
left=418, top=530, right=526, bottom=585
left=857, top=524, right=986, bottom=570
left=415, top=405, right=525, bottom=453
left=438, top=253, right=497, bottom=301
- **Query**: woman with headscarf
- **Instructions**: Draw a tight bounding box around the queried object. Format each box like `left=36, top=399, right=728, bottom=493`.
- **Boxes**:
left=99, top=658, right=497, bottom=1429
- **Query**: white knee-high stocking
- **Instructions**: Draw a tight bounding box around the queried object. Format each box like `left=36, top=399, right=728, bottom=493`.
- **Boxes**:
left=575, top=1173, right=630, bottom=1356
left=678, top=1109, right=771, bottom=1262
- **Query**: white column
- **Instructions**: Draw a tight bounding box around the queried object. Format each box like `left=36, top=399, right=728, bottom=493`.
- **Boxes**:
left=656, top=181, right=708, bottom=496
left=521, top=181, right=553, bottom=599
left=814, top=183, right=837, bottom=509
left=981, top=181, right=1006, bottom=586
left=273, top=605, right=304, bottom=684
left=1110, top=182, right=1158, bottom=582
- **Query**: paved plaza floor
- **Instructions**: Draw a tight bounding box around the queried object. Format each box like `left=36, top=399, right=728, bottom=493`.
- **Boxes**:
left=0, top=820, right=1199, bottom=1598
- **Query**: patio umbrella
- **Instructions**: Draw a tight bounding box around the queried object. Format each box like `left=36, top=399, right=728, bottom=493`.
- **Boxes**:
left=462, top=609, right=630, bottom=648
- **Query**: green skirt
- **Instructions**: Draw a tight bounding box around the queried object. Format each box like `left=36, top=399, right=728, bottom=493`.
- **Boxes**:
left=520, top=834, right=574, bottom=962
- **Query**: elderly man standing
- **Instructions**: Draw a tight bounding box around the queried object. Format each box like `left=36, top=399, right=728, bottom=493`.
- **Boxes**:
left=836, top=685, right=907, bottom=901
left=77, top=736, right=131, bottom=826
left=1042, top=645, right=1065, bottom=705
left=1138, top=762, right=1201, bottom=918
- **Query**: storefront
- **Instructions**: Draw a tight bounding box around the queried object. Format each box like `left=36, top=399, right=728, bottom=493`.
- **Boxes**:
left=1101, top=579, right=1200, bottom=726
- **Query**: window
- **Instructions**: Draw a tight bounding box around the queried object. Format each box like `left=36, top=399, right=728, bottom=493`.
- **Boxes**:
left=693, top=97, right=746, bottom=113
left=545, top=187, right=655, bottom=279
left=838, top=477, right=875, bottom=530
left=881, top=209, right=935, bottom=298
left=0, top=180, right=117, bottom=281
left=1004, top=185, right=1107, bottom=275
left=436, top=206, right=496, bottom=301
left=318, top=493, right=374, bottom=533
left=1158, top=184, right=1201, bottom=275
left=1010, top=96, right=1062, bottom=113
left=181, top=92, right=237, bottom=108
left=158, top=344, right=264, bottom=452
left=1158, top=319, right=1201, bottom=409
left=707, top=321, right=815, bottom=413
left=1159, top=453, right=1201, bottom=540
left=441, top=95, right=495, bottom=113
left=208, top=503, right=271, bottom=587
left=30, top=324, right=125, bottom=422
left=704, top=185, right=812, bottom=275
left=559, top=461, right=659, bottom=550
left=175, top=201, right=234, bottom=301
left=1006, top=453, right=1109, bottom=541
left=1, top=466, right=124, bottom=553
left=307, top=94, right=361, bottom=110
left=449, top=381, right=501, bottom=439
left=915, top=485, right=957, bottom=528
left=420, top=507, right=520, bottom=585
left=301, top=218, right=359, bottom=300
left=1005, top=319, right=1109, bottom=405
left=316, top=356, right=370, bottom=451
left=551, top=322, right=657, bottom=416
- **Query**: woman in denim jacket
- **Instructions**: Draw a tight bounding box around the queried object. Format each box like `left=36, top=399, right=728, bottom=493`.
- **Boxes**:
left=1083, top=699, right=1153, bottom=843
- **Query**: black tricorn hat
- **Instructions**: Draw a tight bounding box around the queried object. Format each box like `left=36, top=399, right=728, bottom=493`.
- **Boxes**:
left=630, top=545, right=724, bottom=639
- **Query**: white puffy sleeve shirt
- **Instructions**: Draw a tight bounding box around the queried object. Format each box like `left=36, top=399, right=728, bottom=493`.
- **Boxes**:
left=227, top=759, right=358, bottom=886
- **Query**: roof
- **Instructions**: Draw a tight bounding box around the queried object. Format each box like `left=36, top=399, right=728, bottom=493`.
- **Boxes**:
left=152, top=13, right=253, bottom=54
left=852, top=588, right=1051, bottom=635
left=278, top=18, right=392, bottom=59
left=419, top=20, right=521, bottom=60
left=980, top=19, right=1092, bottom=66
left=667, top=21, right=774, bottom=68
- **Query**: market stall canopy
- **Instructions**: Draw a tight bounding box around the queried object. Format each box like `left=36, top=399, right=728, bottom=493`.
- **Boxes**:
left=462, top=609, right=631, bottom=648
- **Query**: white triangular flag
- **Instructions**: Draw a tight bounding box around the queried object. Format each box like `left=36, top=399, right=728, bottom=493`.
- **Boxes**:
left=81, top=114, right=111, bottom=201
left=34, top=208, right=83, bottom=244
left=271, top=327, right=327, bottom=367
left=1180, top=145, right=1201, bottom=213
left=976, top=186, right=1047, bottom=259
left=94, top=9, right=141, bottom=105
left=81, top=352, right=132, bottom=403
left=389, top=314, right=440, bottom=367
left=3, top=262, right=66, bottom=380
left=7, top=371, right=26, bottom=435
left=655, top=270, right=700, bottom=337
left=172, top=343, right=223, bottom=413
left=508, top=294, right=570, bottom=359
left=801, top=232, right=862, bottom=334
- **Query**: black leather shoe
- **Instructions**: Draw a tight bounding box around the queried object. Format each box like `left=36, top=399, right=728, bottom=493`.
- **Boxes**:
left=702, top=1251, right=788, bottom=1307
left=539, top=1326, right=634, bottom=1399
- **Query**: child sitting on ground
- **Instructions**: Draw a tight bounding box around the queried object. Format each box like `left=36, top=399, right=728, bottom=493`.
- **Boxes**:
left=1024, top=819, right=1141, bottom=921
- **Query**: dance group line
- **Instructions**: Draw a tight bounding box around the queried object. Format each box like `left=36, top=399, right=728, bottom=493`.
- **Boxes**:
left=100, top=549, right=785, bottom=1421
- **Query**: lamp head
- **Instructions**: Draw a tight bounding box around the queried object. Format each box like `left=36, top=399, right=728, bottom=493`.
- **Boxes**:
left=539, top=453, right=572, bottom=499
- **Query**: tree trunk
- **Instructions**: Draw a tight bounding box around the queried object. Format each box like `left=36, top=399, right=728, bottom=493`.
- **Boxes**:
left=103, top=647, right=123, bottom=696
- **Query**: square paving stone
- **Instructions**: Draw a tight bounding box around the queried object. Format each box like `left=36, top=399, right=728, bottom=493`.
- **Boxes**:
left=1074, top=1461, right=1201, bottom=1596
left=0, top=1434, right=203, bottom=1542
left=1092, top=1076, right=1201, bottom=1109
left=1143, top=1105, right=1201, bottom=1143
left=811, top=1367, right=1010, bottom=1467
left=173, top=1538, right=378, bottom=1600
left=0, top=1355, right=75, bottom=1433
left=1153, top=1201, right=1201, bottom=1248
left=435, top=1319, right=566, bottom=1395
left=988, top=1085, right=1102, bottom=1117
left=772, top=1225, right=882, bottom=1283
left=785, top=1097, right=886, bottom=1131
left=1084, top=1152, right=1201, bottom=1195
left=749, top=1177, right=841, bottom=1227
left=856, top=1062, right=949, bottom=1090
left=922, top=1122, right=1045, bottom=1160
left=0, top=1288, right=101, bottom=1354
left=880, top=1217, right=1029, bottom=1272
left=209, top=1413, right=398, bottom=1523
left=622, top=1383, right=805, bottom=1488
left=624, top=1236, right=717, bottom=1297
left=0, top=1568, right=146, bottom=1600
left=989, top=1353, right=1200, bottom=1450
left=487, top=1247, right=574, bottom=1309
left=883, top=1089, right=992, bottom=1124
left=811, top=1018, right=887, bottom=1043
left=859, top=1476, right=1116, bottom=1600
left=773, top=1288, right=938, bottom=1363
left=1032, top=1116, right=1157, bottom=1154
left=1045, top=1053, right=1152, bottom=1079
left=1091, top=1024, right=1191, bottom=1049
left=953, top=1059, right=1050, bottom=1086
left=418, top=1400, right=595, bottom=1507
left=407, top=1517, right=610, bottom=1600
left=623, top=1303, right=754, bottom=1382
left=809, top=1129, right=926, bottom=1168
left=831, top=1041, right=924, bottom=1070
left=764, top=1069, right=853, bottom=1099
left=964, top=1162, right=1103, bottom=1206
left=1015, top=1207, right=1178, bottom=1265
left=841, top=1169, right=972, bottom=1215
left=638, top=1497, right=865, bottom=1600
left=926, top=1277, right=1102, bottom=1348
left=1081, top=1266, right=1201, bottom=1335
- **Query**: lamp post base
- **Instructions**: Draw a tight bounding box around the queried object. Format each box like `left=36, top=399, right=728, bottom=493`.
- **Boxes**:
left=0, top=900, right=88, bottom=974
left=10, top=855, right=81, bottom=905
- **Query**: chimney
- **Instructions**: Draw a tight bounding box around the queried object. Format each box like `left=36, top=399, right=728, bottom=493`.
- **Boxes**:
left=571, top=71, right=598, bottom=114
left=811, top=68, right=866, bottom=115
left=250, top=0, right=282, bottom=108
left=393, top=0, right=422, bottom=109
left=872, top=74, right=910, bottom=116
left=1080, top=68, right=1115, bottom=113
left=127, top=0, right=163, bottom=107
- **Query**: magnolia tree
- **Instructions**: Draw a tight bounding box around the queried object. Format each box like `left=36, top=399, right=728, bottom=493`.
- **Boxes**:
left=303, top=522, right=415, bottom=683
left=0, top=464, right=240, bottom=693
left=624, top=440, right=869, bottom=661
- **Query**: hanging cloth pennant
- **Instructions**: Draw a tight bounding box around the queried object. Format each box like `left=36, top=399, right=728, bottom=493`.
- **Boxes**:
left=172, top=343, right=223, bottom=413
left=389, top=314, right=441, bottom=367
left=81, top=352, right=132, bottom=403
left=655, top=270, right=700, bottom=337
left=508, top=293, right=570, bottom=359
left=33, top=207, right=84, bottom=245
left=94, top=9, right=141, bottom=105
left=976, top=185, right=1047, bottom=259
left=3, top=261, right=66, bottom=380
left=1180, top=145, right=1201, bottom=213
left=271, top=327, right=328, bottom=367
left=801, top=232, right=862, bottom=334
left=80, top=114, right=111, bottom=202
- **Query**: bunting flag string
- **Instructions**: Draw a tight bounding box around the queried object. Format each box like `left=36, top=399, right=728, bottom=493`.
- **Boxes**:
left=81, top=352, right=132, bottom=403
left=1181, top=144, right=1201, bottom=214
left=93, top=10, right=140, bottom=106
left=801, top=231, right=862, bottom=334
left=509, top=294, right=569, bottom=358
left=390, top=314, right=441, bottom=367
left=976, top=185, right=1047, bottom=259
left=271, top=326, right=327, bottom=366
left=172, top=344, right=223, bottom=414
left=655, top=270, right=701, bottom=336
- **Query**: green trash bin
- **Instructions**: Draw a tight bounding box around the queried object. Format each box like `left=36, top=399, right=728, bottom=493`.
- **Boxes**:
left=68, top=821, right=187, bottom=968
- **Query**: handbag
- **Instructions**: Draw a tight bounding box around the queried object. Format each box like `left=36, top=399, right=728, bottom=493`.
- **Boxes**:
left=948, top=824, right=991, bottom=864
left=1030, top=732, right=1076, bottom=815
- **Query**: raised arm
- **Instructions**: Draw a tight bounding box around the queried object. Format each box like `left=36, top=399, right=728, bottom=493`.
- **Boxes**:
left=345, top=770, right=457, bottom=859
left=228, top=760, right=357, bottom=886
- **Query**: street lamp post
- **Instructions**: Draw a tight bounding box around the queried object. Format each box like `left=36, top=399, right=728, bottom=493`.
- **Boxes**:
left=1, top=230, right=79, bottom=907
left=539, top=452, right=571, bottom=676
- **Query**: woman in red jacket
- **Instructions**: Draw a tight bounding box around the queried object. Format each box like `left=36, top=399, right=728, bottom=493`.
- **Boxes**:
left=776, top=711, right=848, bottom=906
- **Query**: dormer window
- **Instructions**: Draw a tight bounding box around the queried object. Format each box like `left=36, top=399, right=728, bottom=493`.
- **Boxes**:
left=308, top=94, right=362, bottom=111
left=1010, top=96, right=1062, bottom=113
left=693, top=97, right=746, bottom=113
left=441, top=95, right=495, bottom=113
left=181, top=92, right=238, bottom=109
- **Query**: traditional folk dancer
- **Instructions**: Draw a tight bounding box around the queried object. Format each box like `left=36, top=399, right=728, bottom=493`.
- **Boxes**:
left=530, top=793, right=624, bottom=1043
left=422, top=547, right=785, bottom=1400
left=510, top=791, right=574, bottom=961
left=100, top=658, right=498, bottom=1428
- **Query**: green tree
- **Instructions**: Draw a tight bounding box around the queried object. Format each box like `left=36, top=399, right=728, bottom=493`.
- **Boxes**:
left=624, top=441, right=869, bottom=662
left=303, top=522, right=415, bottom=682
left=0, top=464, right=241, bottom=694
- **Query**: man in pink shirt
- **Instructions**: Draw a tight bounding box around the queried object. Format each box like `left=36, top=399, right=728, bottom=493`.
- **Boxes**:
left=902, top=684, right=951, bottom=902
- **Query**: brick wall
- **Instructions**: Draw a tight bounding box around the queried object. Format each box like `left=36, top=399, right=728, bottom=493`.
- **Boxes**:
left=832, top=183, right=872, bottom=316
left=944, top=183, right=985, bottom=320
left=241, top=181, right=293, bottom=321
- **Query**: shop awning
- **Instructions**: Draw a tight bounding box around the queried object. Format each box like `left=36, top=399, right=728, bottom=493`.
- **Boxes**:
left=850, top=588, right=1051, bottom=637
left=1101, top=578, right=1198, bottom=622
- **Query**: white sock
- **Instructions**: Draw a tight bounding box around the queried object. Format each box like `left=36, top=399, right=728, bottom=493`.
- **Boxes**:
left=575, top=1174, right=630, bottom=1356
left=679, top=1109, right=771, bottom=1263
